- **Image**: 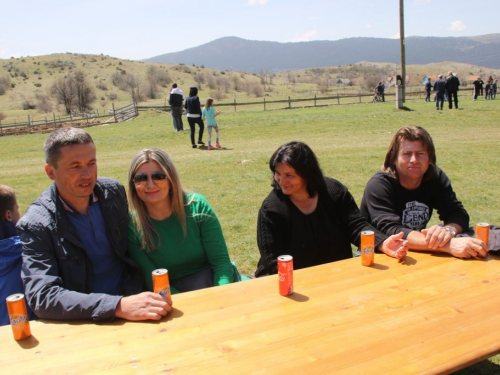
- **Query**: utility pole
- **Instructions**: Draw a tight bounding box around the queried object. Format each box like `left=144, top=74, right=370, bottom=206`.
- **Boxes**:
left=399, top=0, right=406, bottom=103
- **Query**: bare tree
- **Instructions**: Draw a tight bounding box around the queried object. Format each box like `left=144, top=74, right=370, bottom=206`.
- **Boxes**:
left=0, top=76, right=11, bottom=95
left=51, top=75, right=76, bottom=114
left=124, top=73, right=144, bottom=103
left=194, top=73, right=205, bottom=90
left=216, top=76, right=231, bottom=93
left=232, top=75, right=241, bottom=91
left=74, top=71, right=96, bottom=113
left=36, top=92, right=53, bottom=113
left=206, top=73, right=217, bottom=90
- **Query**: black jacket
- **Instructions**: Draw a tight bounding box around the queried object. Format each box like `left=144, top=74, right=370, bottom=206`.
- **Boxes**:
left=18, top=177, right=144, bottom=321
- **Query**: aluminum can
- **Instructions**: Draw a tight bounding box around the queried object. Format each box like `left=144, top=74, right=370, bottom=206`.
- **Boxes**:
left=6, top=293, right=31, bottom=341
left=475, top=223, right=490, bottom=247
left=278, top=255, right=293, bottom=296
left=152, top=268, right=171, bottom=299
left=361, top=230, right=375, bottom=266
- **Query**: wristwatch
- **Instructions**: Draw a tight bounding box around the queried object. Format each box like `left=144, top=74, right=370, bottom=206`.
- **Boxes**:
left=444, top=226, right=456, bottom=237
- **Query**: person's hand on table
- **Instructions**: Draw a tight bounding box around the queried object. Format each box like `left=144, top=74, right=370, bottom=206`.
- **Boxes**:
left=115, top=292, right=173, bottom=321
left=446, top=237, right=488, bottom=259
left=378, top=231, right=408, bottom=260
left=421, top=224, right=453, bottom=249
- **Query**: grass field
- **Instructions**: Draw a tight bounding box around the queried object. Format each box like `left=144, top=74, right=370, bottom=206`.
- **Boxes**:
left=1, top=97, right=500, bottom=372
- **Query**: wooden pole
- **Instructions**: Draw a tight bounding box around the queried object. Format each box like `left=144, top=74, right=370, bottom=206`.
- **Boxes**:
left=400, top=0, right=406, bottom=103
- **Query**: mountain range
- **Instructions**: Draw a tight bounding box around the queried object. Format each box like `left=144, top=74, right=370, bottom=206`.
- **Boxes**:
left=145, top=35, right=500, bottom=73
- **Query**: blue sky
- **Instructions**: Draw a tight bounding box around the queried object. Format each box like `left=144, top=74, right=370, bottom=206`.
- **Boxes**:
left=1, top=0, right=498, bottom=61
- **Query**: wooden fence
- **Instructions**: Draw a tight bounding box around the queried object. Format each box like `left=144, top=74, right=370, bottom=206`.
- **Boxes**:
left=0, top=102, right=138, bottom=137
left=138, top=88, right=474, bottom=113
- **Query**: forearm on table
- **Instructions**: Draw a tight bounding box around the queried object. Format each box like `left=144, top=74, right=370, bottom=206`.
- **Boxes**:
left=406, top=231, right=450, bottom=253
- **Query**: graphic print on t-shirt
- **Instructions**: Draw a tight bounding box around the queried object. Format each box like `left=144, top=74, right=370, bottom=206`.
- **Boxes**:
left=402, top=201, right=430, bottom=230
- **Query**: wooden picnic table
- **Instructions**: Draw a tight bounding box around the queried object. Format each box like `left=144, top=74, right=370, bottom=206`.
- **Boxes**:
left=2, top=250, right=500, bottom=374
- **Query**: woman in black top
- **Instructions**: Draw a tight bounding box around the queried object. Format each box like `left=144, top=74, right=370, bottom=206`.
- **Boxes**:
left=184, top=87, right=205, bottom=148
left=255, top=141, right=407, bottom=277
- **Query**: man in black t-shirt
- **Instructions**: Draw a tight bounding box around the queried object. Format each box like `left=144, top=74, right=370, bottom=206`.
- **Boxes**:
left=360, top=126, right=488, bottom=259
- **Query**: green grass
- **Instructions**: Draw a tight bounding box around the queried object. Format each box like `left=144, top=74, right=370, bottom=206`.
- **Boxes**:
left=1, top=98, right=500, bottom=373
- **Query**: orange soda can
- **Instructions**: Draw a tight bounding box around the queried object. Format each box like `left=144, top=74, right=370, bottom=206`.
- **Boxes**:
left=152, top=268, right=171, bottom=299
left=278, top=255, right=293, bottom=296
left=475, top=223, right=490, bottom=247
left=6, top=293, right=31, bottom=341
left=361, top=230, right=375, bottom=266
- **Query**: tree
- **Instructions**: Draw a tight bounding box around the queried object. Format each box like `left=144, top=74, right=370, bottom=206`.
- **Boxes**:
left=51, top=75, right=76, bottom=114
left=194, top=73, right=205, bottom=90
left=51, top=71, right=95, bottom=114
left=74, top=71, right=96, bottom=113
left=124, top=73, right=144, bottom=103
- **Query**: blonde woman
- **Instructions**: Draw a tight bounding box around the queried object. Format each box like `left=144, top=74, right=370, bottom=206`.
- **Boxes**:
left=127, top=148, right=234, bottom=294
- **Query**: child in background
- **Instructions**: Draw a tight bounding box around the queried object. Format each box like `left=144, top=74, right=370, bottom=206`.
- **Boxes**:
left=202, top=98, right=221, bottom=150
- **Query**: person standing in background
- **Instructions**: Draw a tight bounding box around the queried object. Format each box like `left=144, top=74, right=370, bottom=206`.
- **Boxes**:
left=445, top=71, right=460, bottom=109
left=185, top=87, right=205, bottom=149
left=425, top=78, right=432, bottom=102
left=433, top=74, right=446, bottom=110
left=168, top=83, right=184, bottom=132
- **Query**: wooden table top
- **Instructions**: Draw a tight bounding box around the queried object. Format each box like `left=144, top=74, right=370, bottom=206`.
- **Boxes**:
left=2, top=251, right=500, bottom=374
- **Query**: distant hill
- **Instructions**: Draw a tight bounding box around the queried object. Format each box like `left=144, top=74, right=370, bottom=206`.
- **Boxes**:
left=145, top=35, right=500, bottom=73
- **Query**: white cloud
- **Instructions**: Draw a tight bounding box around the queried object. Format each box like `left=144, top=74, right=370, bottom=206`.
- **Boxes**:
left=289, top=30, right=318, bottom=42
left=414, top=0, right=431, bottom=4
left=248, top=0, right=268, bottom=5
left=365, top=23, right=373, bottom=29
left=390, top=33, right=400, bottom=39
left=449, top=20, right=466, bottom=32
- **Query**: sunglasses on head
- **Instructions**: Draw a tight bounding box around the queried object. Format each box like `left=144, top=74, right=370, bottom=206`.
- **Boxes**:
left=133, top=172, right=167, bottom=184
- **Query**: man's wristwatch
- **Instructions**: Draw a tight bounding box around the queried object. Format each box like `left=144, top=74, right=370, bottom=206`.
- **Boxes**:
left=444, top=226, right=456, bottom=237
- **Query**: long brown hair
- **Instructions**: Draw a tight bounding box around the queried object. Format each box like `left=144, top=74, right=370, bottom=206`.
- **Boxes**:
left=382, top=126, right=437, bottom=182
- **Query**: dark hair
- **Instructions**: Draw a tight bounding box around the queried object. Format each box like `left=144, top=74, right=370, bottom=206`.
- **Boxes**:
left=0, top=184, right=16, bottom=221
left=205, top=98, right=214, bottom=109
left=189, top=87, right=198, bottom=96
left=269, top=141, right=326, bottom=198
left=172, top=83, right=177, bottom=88
left=44, top=127, right=94, bottom=167
left=382, top=126, right=437, bottom=182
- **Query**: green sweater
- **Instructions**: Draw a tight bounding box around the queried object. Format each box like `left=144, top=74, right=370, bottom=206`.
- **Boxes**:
left=128, top=193, right=233, bottom=294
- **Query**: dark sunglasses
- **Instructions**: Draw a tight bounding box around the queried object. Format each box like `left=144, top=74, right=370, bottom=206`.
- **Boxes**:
left=133, top=172, right=167, bottom=184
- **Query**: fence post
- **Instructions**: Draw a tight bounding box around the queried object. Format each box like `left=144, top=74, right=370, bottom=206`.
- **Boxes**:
left=53, top=113, right=57, bottom=130
left=264, top=97, right=266, bottom=111
left=86, top=113, right=90, bottom=126
left=359, top=90, right=362, bottom=103
left=0, top=118, right=2, bottom=136
left=314, top=94, right=317, bottom=107
left=234, top=99, right=236, bottom=113
left=288, top=96, right=291, bottom=109
left=112, top=103, right=118, bottom=123
left=337, top=93, right=340, bottom=105
left=28, top=115, right=31, bottom=134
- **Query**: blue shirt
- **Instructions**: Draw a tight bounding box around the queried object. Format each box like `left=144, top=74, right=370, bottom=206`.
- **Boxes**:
left=64, top=197, right=124, bottom=295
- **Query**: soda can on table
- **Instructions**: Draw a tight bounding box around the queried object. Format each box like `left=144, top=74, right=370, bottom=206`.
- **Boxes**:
left=475, top=223, right=490, bottom=247
left=6, top=293, right=31, bottom=341
left=278, top=255, right=293, bottom=296
left=361, top=230, right=375, bottom=267
left=152, top=268, right=171, bottom=299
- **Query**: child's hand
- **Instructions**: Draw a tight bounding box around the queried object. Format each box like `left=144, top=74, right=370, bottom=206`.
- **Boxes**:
left=216, top=110, right=221, bottom=115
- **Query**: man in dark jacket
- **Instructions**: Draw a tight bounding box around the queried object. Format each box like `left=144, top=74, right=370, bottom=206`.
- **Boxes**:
left=433, top=74, right=446, bottom=110
left=445, top=71, right=460, bottom=109
left=472, top=77, right=484, bottom=100
left=424, top=78, right=432, bottom=102
left=17, top=127, right=172, bottom=322
left=168, top=83, right=184, bottom=131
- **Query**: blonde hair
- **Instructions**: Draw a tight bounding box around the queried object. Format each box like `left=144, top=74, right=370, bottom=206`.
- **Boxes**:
left=128, top=148, right=188, bottom=251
